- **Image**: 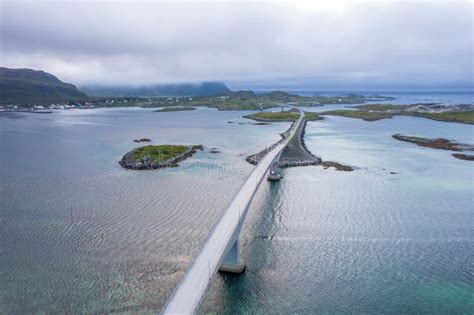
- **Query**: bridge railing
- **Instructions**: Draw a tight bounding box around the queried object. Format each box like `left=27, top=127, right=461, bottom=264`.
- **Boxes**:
left=162, top=109, right=304, bottom=314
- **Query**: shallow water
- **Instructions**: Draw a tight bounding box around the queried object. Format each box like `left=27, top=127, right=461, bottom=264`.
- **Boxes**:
left=0, top=94, right=473, bottom=313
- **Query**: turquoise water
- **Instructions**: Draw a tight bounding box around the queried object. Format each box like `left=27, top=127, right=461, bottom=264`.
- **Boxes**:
left=0, top=95, right=473, bottom=313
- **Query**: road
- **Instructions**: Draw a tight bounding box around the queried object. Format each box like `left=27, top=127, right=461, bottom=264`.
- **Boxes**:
left=162, top=108, right=304, bottom=314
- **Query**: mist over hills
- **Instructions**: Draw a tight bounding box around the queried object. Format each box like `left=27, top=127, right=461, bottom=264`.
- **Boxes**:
left=0, top=67, right=232, bottom=105
left=80, top=82, right=230, bottom=97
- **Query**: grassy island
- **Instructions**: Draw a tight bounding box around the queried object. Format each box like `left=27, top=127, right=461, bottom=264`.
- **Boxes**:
left=154, top=106, right=197, bottom=112
left=321, top=109, right=393, bottom=121
left=133, top=145, right=188, bottom=162
left=119, top=144, right=203, bottom=170
left=354, top=104, right=408, bottom=111
left=322, top=104, right=474, bottom=124
left=243, top=110, right=319, bottom=122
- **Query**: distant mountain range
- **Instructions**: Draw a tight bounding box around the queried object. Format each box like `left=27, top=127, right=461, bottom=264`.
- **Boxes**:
left=80, top=81, right=230, bottom=97
left=0, top=67, right=88, bottom=105
left=0, top=67, right=232, bottom=105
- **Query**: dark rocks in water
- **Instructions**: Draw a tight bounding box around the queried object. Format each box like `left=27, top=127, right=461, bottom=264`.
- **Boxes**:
left=254, top=122, right=271, bottom=125
left=452, top=153, right=474, bottom=161
left=394, top=134, right=474, bottom=162
left=392, top=134, right=474, bottom=151
left=390, top=171, right=398, bottom=174
left=209, top=148, right=221, bottom=154
left=279, top=119, right=321, bottom=168
left=320, top=161, right=354, bottom=172
left=227, top=121, right=234, bottom=124
left=133, top=138, right=152, bottom=143
left=245, top=117, right=354, bottom=172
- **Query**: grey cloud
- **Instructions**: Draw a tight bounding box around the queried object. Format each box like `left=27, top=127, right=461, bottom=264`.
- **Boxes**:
left=0, top=1, right=472, bottom=90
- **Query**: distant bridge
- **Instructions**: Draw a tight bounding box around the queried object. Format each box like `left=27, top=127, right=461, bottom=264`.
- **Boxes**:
left=162, top=108, right=305, bottom=314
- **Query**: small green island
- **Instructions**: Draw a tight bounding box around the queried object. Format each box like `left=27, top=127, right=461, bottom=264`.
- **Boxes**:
left=321, top=104, right=474, bottom=124
left=392, top=134, right=474, bottom=161
left=243, top=110, right=319, bottom=122
left=154, top=106, right=197, bottom=112
left=119, top=144, right=203, bottom=170
left=321, top=109, right=394, bottom=121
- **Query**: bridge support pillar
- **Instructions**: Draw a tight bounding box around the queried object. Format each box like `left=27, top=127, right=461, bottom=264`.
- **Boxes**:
left=267, top=160, right=282, bottom=181
left=219, top=237, right=245, bottom=274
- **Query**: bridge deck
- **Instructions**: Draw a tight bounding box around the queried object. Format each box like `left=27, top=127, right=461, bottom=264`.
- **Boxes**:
left=162, top=109, right=304, bottom=314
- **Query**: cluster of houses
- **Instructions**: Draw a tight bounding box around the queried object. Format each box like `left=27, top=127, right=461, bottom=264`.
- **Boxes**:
left=165, top=96, right=194, bottom=103
left=0, top=102, right=95, bottom=113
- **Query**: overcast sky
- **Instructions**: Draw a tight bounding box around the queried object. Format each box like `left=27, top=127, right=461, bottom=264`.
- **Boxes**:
left=0, top=1, right=472, bottom=90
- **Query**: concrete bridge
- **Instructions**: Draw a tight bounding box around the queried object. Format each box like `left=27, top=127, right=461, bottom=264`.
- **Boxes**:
left=162, top=108, right=305, bottom=314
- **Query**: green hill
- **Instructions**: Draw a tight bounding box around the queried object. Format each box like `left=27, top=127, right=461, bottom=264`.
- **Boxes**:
left=0, top=67, right=88, bottom=105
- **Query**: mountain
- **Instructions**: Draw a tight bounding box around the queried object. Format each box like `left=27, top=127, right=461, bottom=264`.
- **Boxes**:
left=0, top=67, right=88, bottom=105
left=81, top=81, right=230, bottom=97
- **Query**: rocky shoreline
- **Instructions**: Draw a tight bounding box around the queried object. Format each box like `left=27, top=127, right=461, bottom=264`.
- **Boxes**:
left=452, top=153, right=474, bottom=161
left=133, top=138, right=151, bottom=143
left=119, top=145, right=203, bottom=170
left=392, top=134, right=474, bottom=151
left=392, top=134, right=474, bottom=161
left=279, top=119, right=321, bottom=168
left=246, top=117, right=353, bottom=171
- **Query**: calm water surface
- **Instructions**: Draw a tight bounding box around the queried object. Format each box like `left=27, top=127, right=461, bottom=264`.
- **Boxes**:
left=0, top=94, right=473, bottom=314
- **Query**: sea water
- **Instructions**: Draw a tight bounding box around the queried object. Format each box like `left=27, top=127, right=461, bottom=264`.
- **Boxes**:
left=0, top=93, right=472, bottom=313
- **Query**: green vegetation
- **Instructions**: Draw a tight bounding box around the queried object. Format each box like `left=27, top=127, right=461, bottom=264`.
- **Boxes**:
left=243, top=110, right=319, bottom=122
left=244, top=111, right=300, bottom=122
left=88, top=91, right=391, bottom=111
left=354, top=104, right=407, bottom=111
left=0, top=67, right=87, bottom=105
left=321, top=110, right=394, bottom=121
left=132, top=145, right=188, bottom=164
left=188, top=92, right=387, bottom=110
left=322, top=105, right=474, bottom=125
left=154, top=106, right=197, bottom=112
left=304, top=111, right=319, bottom=121
left=407, top=111, right=474, bottom=124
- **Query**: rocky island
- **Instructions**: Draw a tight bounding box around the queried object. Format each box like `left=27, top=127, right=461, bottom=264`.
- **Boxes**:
left=119, top=144, right=203, bottom=170
left=133, top=138, right=151, bottom=143
left=392, top=134, right=474, bottom=161
left=452, top=154, right=474, bottom=161
left=154, top=106, right=197, bottom=112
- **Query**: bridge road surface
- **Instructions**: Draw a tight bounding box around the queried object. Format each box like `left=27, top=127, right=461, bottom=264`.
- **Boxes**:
left=162, top=108, right=304, bottom=314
